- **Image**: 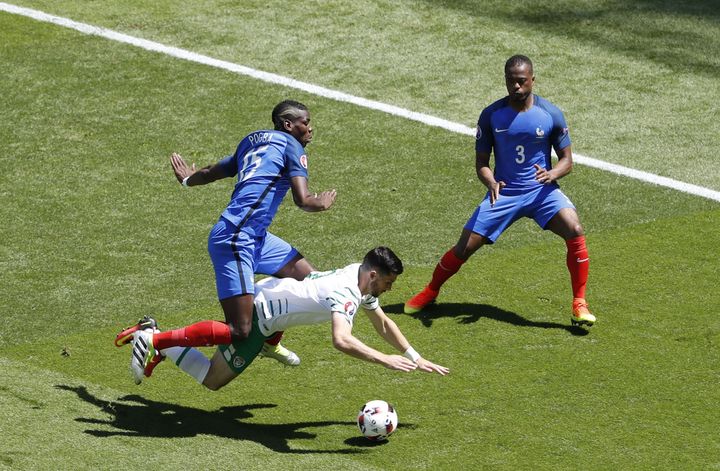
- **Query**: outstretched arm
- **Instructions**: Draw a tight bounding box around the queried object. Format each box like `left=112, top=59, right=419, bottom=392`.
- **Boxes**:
left=364, top=307, right=449, bottom=376
left=331, top=313, right=417, bottom=372
left=290, top=176, right=336, bottom=212
left=170, top=152, right=230, bottom=187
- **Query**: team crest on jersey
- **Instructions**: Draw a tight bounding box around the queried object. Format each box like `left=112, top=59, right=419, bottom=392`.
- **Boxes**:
left=475, top=125, right=482, bottom=140
left=233, top=356, right=246, bottom=369
left=344, top=301, right=356, bottom=317
left=535, top=127, right=545, bottom=137
left=300, top=154, right=308, bottom=169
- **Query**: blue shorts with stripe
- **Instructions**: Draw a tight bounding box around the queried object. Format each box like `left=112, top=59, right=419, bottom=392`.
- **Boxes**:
left=208, top=217, right=299, bottom=300
left=464, top=184, right=575, bottom=243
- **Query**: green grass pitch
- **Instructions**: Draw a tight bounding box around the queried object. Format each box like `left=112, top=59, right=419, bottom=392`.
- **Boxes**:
left=1, top=1, right=719, bottom=469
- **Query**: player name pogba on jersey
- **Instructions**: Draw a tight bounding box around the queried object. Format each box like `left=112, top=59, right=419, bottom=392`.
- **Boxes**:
left=248, top=131, right=273, bottom=146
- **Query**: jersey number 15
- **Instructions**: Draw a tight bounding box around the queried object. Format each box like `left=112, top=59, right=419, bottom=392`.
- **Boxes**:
left=239, top=145, right=267, bottom=182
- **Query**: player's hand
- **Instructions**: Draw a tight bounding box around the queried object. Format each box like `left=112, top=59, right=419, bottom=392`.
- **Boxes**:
left=534, top=164, right=555, bottom=184
left=384, top=354, right=419, bottom=372
left=416, top=358, right=450, bottom=376
left=170, top=152, right=196, bottom=183
left=316, top=189, right=337, bottom=210
left=489, top=180, right=506, bottom=206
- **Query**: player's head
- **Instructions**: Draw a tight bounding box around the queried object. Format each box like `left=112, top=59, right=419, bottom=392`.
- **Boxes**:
left=361, top=247, right=404, bottom=297
left=272, top=100, right=313, bottom=147
left=504, top=54, right=535, bottom=104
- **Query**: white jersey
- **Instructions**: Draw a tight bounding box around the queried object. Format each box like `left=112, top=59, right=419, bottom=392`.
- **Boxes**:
left=254, top=263, right=380, bottom=336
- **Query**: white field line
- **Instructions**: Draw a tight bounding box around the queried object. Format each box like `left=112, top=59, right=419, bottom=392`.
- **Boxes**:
left=3, top=2, right=719, bottom=203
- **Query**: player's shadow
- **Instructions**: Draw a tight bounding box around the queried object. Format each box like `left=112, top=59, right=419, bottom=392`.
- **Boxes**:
left=55, top=385, right=362, bottom=454
left=384, top=303, right=589, bottom=336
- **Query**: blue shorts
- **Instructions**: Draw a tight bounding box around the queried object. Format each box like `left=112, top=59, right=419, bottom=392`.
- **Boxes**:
left=464, top=184, right=575, bottom=243
left=208, top=217, right=299, bottom=300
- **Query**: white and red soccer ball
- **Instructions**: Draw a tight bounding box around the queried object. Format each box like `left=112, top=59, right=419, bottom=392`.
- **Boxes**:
left=357, top=400, right=398, bottom=441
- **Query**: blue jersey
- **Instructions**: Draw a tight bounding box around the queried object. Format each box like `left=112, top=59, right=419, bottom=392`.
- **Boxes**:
left=475, top=94, right=571, bottom=190
left=217, top=130, right=308, bottom=236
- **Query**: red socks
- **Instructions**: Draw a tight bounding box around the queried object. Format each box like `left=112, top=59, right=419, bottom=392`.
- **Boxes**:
left=566, top=236, right=589, bottom=300
left=428, top=249, right=465, bottom=291
left=153, top=320, right=231, bottom=350
left=423, top=239, right=588, bottom=299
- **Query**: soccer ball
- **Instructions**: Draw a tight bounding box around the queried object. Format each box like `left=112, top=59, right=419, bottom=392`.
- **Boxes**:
left=357, top=400, right=398, bottom=441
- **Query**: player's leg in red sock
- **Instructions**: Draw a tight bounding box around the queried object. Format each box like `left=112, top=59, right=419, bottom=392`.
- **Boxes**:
left=428, top=249, right=466, bottom=291
left=566, top=235, right=589, bottom=300
left=405, top=248, right=466, bottom=313
left=427, top=229, right=488, bottom=292
left=153, top=320, right=232, bottom=350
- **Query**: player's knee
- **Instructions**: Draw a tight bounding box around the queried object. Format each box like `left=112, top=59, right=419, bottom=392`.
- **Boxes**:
left=228, top=323, right=251, bottom=342
left=203, top=381, right=225, bottom=391
left=202, top=368, right=231, bottom=391
left=570, top=223, right=585, bottom=237
left=275, top=257, right=314, bottom=281
left=455, top=239, right=485, bottom=259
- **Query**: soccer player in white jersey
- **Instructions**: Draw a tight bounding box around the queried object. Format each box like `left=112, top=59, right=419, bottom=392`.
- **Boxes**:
left=127, top=247, right=449, bottom=389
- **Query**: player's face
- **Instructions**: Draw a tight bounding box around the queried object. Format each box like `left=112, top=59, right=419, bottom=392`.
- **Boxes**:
left=505, top=64, right=534, bottom=104
left=285, top=110, right=313, bottom=147
left=369, top=272, right=398, bottom=297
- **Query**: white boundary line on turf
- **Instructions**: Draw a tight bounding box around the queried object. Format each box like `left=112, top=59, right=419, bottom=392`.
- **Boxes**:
left=3, top=2, right=719, bottom=203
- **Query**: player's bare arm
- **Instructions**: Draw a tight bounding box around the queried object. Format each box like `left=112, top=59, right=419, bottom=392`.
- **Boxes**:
left=170, top=152, right=229, bottom=186
left=535, top=145, right=574, bottom=184
left=364, top=306, right=410, bottom=352
left=331, top=313, right=417, bottom=372
left=552, top=144, right=574, bottom=179
left=476, top=150, right=505, bottom=206
left=290, top=176, right=337, bottom=212
left=364, top=307, right=449, bottom=376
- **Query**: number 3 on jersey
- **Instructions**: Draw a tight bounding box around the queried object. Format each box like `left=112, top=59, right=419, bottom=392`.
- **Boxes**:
left=515, top=145, right=525, bottom=164
left=239, top=145, right=267, bottom=182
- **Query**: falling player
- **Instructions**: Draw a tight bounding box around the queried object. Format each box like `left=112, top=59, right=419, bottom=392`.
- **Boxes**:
left=123, top=247, right=448, bottom=389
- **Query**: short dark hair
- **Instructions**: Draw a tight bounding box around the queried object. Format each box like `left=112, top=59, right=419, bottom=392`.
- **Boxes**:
left=271, top=100, right=308, bottom=130
left=362, top=247, right=404, bottom=276
left=505, top=54, right=533, bottom=74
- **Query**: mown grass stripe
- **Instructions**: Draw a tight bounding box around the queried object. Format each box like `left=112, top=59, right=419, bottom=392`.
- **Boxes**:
left=2, top=1, right=719, bottom=203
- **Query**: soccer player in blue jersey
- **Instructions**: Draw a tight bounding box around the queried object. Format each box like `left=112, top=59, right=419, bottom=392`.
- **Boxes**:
left=404, top=55, right=595, bottom=326
left=120, top=100, right=337, bottom=380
